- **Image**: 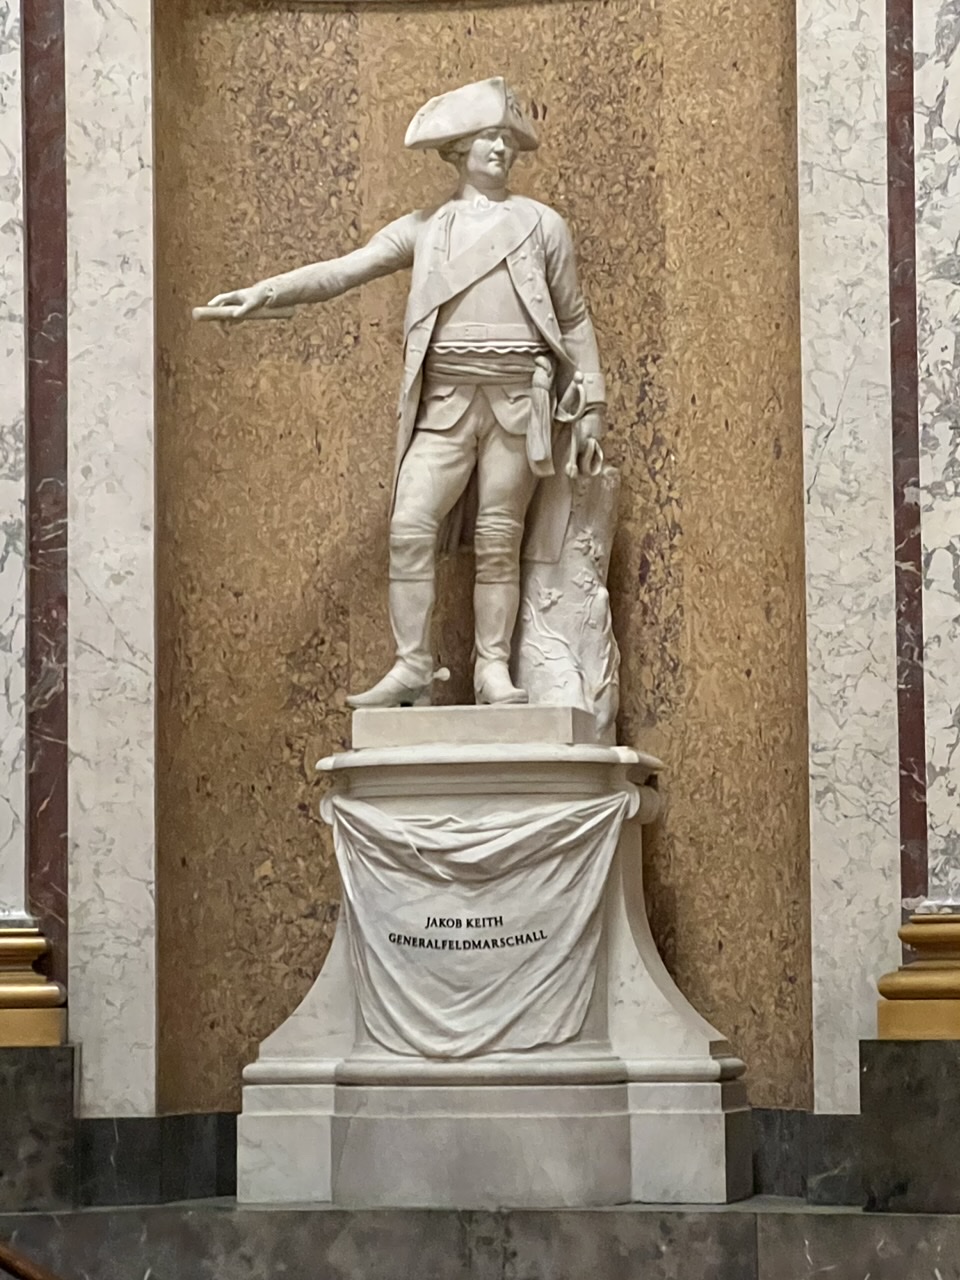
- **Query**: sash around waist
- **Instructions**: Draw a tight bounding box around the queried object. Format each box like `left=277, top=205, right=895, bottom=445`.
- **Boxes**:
left=424, top=349, right=552, bottom=386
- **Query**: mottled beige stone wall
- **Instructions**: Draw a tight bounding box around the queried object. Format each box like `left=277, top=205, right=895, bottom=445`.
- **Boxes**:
left=154, top=0, right=360, bottom=1112
left=155, top=0, right=810, bottom=1112
left=647, top=0, right=812, bottom=1108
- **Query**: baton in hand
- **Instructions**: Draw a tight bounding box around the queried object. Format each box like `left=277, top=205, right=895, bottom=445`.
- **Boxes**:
left=192, top=305, right=296, bottom=322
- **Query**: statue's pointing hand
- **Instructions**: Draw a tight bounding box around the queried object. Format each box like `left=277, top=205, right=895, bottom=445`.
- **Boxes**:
left=206, top=281, right=274, bottom=319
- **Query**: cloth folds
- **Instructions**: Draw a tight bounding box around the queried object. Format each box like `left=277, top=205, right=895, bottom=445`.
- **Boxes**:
left=330, top=791, right=632, bottom=1058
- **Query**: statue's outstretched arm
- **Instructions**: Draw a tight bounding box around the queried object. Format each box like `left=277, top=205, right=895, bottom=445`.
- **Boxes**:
left=204, top=213, right=420, bottom=319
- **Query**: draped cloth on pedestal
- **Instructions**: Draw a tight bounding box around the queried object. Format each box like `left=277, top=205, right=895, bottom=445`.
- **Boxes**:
left=329, top=792, right=635, bottom=1058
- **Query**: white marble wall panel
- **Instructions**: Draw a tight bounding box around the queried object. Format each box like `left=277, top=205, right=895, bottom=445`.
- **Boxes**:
left=65, top=0, right=155, bottom=1116
left=0, top=0, right=27, bottom=920
left=797, top=0, right=902, bottom=1112
left=915, top=0, right=960, bottom=908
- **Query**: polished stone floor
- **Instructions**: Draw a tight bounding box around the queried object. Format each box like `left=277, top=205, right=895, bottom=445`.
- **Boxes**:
left=1, top=1197, right=959, bottom=1279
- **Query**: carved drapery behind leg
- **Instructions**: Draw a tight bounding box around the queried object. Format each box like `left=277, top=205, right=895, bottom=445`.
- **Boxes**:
left=513, top=467, right=621, bottom=743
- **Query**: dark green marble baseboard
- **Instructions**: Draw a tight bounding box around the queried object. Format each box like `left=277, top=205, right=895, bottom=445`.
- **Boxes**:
left=73, top=1107, right=865, bottom=1210
left=861, top=1040, right=960, bottom=1213
left=0, top=1047, right=75, bottom=1212
left=0, top=1056, right=861, bottom=1211
left=751, top=1108, right=861, bottom=1205
left=1, top=1199, right=958, bottom=1280
left=76, top=1113, right=237, bottom=1206
left=0, top=1043, right=860, bottom=1215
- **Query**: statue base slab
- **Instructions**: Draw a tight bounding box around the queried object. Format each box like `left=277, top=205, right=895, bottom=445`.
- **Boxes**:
left=332, top=1083, right=630, bottom=1208
left=627, top=1080, right=753, bottom=1203
left=351, top=703, right=597, bottom=749
left=238, top=1077, right=751, bottom=1207
left=237, top=711, right=751, bottom=1207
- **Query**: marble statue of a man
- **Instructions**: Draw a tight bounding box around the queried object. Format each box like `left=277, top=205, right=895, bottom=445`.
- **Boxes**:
left=207, top=78, right=606, bottom=708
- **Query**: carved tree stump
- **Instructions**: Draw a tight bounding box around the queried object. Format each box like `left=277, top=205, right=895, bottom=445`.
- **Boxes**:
left=513, top=467, right=621, bottom=744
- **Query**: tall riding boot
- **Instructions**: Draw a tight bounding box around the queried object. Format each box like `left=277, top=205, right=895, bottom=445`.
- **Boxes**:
left=473, top=523, right=528, bottom=705
left=347, top=535, right=442, bottom=709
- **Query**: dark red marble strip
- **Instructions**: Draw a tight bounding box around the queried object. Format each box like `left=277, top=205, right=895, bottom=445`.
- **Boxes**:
left=22, top=0, right=68, bottom=987
left=887, top=0, right=927, bottom=909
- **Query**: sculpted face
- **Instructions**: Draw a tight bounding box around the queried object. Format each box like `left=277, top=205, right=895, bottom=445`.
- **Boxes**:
left=461, top=128, right=519, bottom=188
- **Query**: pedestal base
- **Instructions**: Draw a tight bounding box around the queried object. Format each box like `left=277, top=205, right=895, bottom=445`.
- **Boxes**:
left=628, top=1081, right=752, bottom=1203
left=877, top=997, right=960, bottom=1039
left=238, top=1084, right=336, bottom=1205
left=238, top=1077, right=753, bottom=1208
left=238, top=711, right=750, bottom=1208
left=333, top=1084, right=630, bottom=1208
left=0, top=926, right=66, bottom=1047
left=876, top=913, right=960, bottom=1039
left=0, top=1007, right=65, bottom=1047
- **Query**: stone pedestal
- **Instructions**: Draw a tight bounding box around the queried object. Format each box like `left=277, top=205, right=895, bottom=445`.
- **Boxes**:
left=862, top=1040, right=960, bottom=1212
left=331, top=1083, right=631, bottom=1208
left=237, top=707, right=750, bottom=1207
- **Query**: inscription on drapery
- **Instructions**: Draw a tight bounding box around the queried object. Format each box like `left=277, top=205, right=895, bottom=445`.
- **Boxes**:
left=388, top=929, right=549, bottom=951
left=388, top=914, right=549, bottom=952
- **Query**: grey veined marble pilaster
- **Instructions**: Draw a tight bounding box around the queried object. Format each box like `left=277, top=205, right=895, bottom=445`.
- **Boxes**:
left=914, top=0, right=960, bottom=908
left=0, top=0, right=28, bottom=920
left=796, top=0, right=901, bottom=1112
left=64, top=0, right=156, bottom=1117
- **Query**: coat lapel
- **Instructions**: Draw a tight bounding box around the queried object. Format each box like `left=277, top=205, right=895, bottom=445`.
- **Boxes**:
left=403, top=199, right=543, bottom=334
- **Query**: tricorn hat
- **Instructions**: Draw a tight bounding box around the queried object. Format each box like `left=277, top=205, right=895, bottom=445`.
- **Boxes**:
left=404, top=77, right=539, bottom=152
